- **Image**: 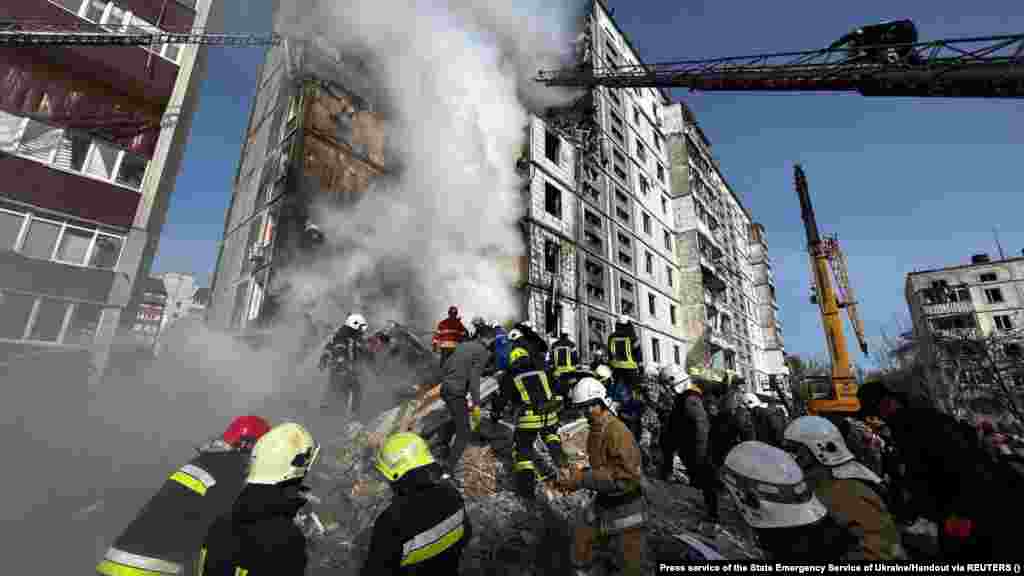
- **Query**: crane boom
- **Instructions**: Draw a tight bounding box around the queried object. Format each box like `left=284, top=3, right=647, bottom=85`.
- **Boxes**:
left=795, top=165, right=860, bottom=415
left=537, top=33, right=1024, bottom=98
left=0, top=20, right=280, bottom=47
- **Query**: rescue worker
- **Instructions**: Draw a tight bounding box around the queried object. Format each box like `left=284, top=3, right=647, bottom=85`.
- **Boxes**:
left=558, top=377, right=647, bottom=576
left=659, top=367, right=718, bottom=521
left=783, top=416, right=905, bottom=560
left=200, top=422, right=319, bottom=576
left=607, top=316, right=645, bottom=441
left=319, top=312, right=370, bottom=418
left=722, top=441, right=859, bottom=561
left=744, top=393, right=786, bottom=448
left=97, top=416, right=272, bottom=576
left=433, top=306, right=468, bottom=369
left=589, top=347, right=607, bottom=370
left=710, top=388, right=755, bottom=469
left=594, top=364, right=613, bottom=388
left=551, top=331, right=579, bottom=386
left=492, top=346, right=566, bottom=498
left=438, top=324, right=494, bottom=476
left=491, top=322, right=510, bottom=374
left=514, top=320, right=549, bottom=370
left=858, top=379, right=1020, bottom=560
left=362, top=432, right=472, bottom=574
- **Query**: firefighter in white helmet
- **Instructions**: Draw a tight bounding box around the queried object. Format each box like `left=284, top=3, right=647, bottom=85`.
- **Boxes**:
left=783, top=416, right=905, bottom=560
left=558, top=377, right=647, bottom=576
left=320, top=313, right=370, bottom=418
left=722, top=441, right=859, bottom=560
left=200, top=422, right=320, bottom=575
left=362, top=432, right=472, bottom=574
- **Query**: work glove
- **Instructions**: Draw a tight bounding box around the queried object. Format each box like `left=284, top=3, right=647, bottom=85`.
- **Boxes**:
left=557, top=466, right=584, bottom=492
left=470, top=406, right=481, bottom=432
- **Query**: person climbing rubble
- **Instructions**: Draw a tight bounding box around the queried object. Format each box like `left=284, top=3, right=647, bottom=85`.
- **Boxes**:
left=783, top=416, right=905, bottom=560
left=492, top=346, right=566, bottom=499
left=659, top=366, right=718, bottom=522
left=857, top=378, right=1021, bottom=560
left=722, top=441, right=860, bottom=561
left=607, top=315, right=645, bottom=442
left=438, top=324, right=495, bottom=481
left=558, top=376, right=647, bottom=576
left=200, top=422, right=319, bottom=576
left=319, top=312, right=370, bottom=419
left=433, top=306, right=468, bottom=369
left=96, top=416, right=272, bottom=576
left=362, top=432, right=472, bottom=574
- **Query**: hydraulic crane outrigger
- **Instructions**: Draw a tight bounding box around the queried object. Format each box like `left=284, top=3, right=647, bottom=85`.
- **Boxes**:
left=536, top=21, right=1022, bottom=415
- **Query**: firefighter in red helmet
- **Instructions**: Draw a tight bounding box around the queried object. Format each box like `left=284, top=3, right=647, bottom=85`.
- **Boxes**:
left=433, top=306, right=468, bottom=369
left=96, top=416, right=272, bottom=576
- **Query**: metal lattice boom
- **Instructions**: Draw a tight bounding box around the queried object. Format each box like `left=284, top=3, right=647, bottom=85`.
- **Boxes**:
left=0, top=20, right=280, bottom=47
left=538, top=33, right=1024, bottom=98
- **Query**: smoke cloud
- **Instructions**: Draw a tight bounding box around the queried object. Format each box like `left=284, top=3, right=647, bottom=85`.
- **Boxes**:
left=277, top=0, right=583, bottom=331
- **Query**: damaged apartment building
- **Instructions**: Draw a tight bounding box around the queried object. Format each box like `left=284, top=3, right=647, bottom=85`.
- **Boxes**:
left=521, top=0, right=685, bottom=366
left=207, top=20, right=387, bottom=330
left=662, top=102, right=789, bottom=392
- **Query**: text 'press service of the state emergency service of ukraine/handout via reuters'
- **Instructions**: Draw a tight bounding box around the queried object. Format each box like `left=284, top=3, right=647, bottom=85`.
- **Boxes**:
left=656, top=562, right=1024, bottom=575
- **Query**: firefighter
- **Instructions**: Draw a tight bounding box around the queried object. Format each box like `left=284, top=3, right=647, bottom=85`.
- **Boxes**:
left=433, top=306, right=468, bottom=369
left=319, top=312, right=370, bottom=418
left=783, top=416, right=904, bottom=560
left=362, top=432, right=472, bottom=574
left=438, top=324, right=494, bottom=477
left=589, top=347, right=607, bottom=370
left=558, top=377, right=647, bottom=576
left=659, top=368, right=718, bottom=521
left=514, top=320, right=549, bottom=370
left=96, top=416, right=271, bottom=576
left=492, top=346, right=566, bottom=498
left=551, top=331, right=580, bottom=397
left=607, top=315, right=644, bottom=441
left=491, top=321, right=510, bottom=374
left=200, top=422, right=319, bottom=576
left=744, top=393, right=786, bottom=448
left=722, top=441, right=860, bottom=561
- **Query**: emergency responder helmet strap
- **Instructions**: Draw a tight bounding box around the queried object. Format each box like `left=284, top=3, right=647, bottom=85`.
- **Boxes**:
left=376, top=432, right=435, bottom=482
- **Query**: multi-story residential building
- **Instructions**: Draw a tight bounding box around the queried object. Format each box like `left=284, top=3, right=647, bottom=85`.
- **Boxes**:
left=0, top=0, right=218, bottom=374
left=906, top=252, right=1024, bottom=402
left=662, top=101, right=789, bottom=392
left=208, top=4, right=387, bottom=331
left=519, top=0, right=686, bottom=364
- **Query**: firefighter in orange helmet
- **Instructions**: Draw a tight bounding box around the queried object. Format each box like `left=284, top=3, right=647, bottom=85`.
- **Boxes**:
left=96, top=416, right=272, bottom=576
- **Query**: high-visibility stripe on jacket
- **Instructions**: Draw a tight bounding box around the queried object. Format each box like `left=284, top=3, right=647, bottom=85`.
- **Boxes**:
left=552, top=345, right=575, bottom=377
left=607, top=336, right=637, bottom=370
left=97, top=448, right=250, bottom=576
left=401, top=508, right=466, bottom=566
left=512, top=370, right=560, bottom=430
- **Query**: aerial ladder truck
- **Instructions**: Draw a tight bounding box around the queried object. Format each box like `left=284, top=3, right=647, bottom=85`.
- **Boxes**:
left=536, top=19, right=1023, bottom=414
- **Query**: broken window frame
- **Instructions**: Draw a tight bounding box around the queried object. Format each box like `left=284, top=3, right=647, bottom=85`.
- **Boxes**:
left=544, top=182, right=562, bottom=219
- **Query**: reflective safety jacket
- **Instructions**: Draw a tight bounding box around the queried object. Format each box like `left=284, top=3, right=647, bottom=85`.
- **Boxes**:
left=362, top=467, right=472, bottom=575
left=496, top=357, right=560, bottom=431
left=551, top=336, right=578, bottom=377
left=433, top=317, right=468, bottom=350
left=581, top=410, right=647, bottom=534
left=96, top=441, right=250, bottom=576
left=200, top=483, right=308, bottom=576
left=607, top=327, right=640, bottom=370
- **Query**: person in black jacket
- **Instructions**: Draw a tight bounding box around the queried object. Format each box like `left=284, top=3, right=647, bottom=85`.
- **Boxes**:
left=514, top=320, right=549, bottom=371
left=96, top=416, right=271, bottom=576
left=320, top=312, right=370, bottom=418
left=660, top=373, right=718, bottom=521
left=363, top=432, right=472, bottom=574
left=200, top=422, right=320, bottom=576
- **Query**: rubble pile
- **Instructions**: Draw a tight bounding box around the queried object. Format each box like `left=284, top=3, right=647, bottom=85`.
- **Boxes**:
left=303, top=376, right=763, bottom=574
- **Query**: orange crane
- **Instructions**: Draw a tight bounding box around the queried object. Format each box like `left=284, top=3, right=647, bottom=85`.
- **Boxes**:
left=536, top=19, right=1022, bottom=414
left=796, top=165, right=868, bottom=415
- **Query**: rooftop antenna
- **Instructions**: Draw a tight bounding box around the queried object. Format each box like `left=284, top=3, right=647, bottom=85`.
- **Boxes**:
left=994, top=226, right=1007, bottom=260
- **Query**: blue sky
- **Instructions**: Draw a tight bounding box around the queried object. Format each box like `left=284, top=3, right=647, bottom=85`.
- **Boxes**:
left=153, top=1, right=1023, bottom=364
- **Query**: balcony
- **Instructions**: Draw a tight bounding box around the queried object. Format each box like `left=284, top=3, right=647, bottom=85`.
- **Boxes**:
left=921, top=300, right=975, bottom=317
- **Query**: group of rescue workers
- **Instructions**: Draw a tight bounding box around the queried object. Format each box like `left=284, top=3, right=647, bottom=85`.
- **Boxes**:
left=98, top=307, right=1024, bottom=576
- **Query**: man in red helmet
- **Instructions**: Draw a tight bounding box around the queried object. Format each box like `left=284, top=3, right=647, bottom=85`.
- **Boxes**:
left=96, top=416, right=272, bottom=576
left=433, top=306, right=468, bottom=369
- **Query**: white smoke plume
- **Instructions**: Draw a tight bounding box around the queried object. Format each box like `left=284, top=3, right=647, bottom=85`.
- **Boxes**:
left=276, top=0, right=584, bottom=331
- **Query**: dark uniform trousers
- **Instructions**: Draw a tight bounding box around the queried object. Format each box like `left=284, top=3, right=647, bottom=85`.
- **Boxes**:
left=502, top=369, right=567, bottom=497
left=329, top=369, right=363, bottom=417
left=96, top=449, right=249, bottom=576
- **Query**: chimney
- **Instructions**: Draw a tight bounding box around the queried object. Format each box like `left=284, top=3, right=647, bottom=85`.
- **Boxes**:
left=971, top=253, right=991, bottom=264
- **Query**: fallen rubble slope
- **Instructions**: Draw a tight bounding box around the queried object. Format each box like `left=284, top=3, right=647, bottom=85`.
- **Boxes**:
left=300, top=373, right=763, bottom=574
